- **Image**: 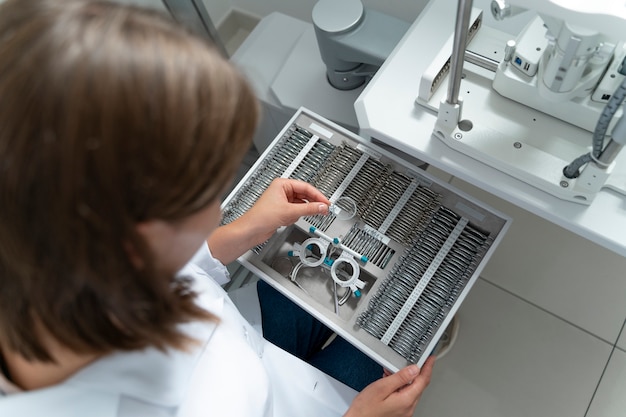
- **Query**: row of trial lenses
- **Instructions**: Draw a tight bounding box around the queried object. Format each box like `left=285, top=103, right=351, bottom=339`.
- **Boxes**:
left=341, top=224, right=396, bottom=269
left=385, top=186, right=441, bottom=246
left=253, top=128, right=310, bottom=188
left=222, top=124, right=312, bottom=225
left=387, top=234, right=489, bottom=361
left=358, top=207, right=491, bottom=362
left=289, top=138, right=335, bottom=183
left=304, top=210, right=336, bottom=232
left=372, top=207, right=460, bottom=304
left=361, top=172, right=413, bottom=230
left=341, top=157, right=390, bottom=219
left=357, top=208, right=453, bottom=338
left=357, top=219, right=451, bottom=339
left=311, top=144, right=363, bottom=197
left=361, top=252, right=463, bottom=350
left=401, top=256, right=483, bottom=362
left=388, top=239, right=481, bottom=360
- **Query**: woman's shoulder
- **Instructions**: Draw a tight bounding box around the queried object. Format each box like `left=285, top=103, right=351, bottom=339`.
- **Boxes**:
left=178, top=320, right=272, bottom=416
left=180, top=242, right=231, bottom=287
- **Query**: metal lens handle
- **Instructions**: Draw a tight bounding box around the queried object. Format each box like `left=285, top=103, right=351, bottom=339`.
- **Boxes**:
left=299, top=238, right=329, bottom=267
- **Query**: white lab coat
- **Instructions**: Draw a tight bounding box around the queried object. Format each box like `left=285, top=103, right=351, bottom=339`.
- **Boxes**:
left=0, top=243, right=357, bottom=416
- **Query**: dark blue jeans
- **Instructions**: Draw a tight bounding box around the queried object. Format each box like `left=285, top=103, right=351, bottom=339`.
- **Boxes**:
left=257, top=280, right=381, bottom=392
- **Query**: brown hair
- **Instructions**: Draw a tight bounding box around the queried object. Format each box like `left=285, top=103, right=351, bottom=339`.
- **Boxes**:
left=0, top=0, right=258, bottom=361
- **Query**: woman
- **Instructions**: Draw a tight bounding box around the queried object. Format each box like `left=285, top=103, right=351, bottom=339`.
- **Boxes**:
left=0, top=0, right=434, bottom=415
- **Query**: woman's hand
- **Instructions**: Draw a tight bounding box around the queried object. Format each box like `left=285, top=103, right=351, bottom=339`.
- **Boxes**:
left=344, top=356, right=435, bottom=417
left=208, top=179, right=330, bottom=264
left=243, top=178, right=330, bottom=242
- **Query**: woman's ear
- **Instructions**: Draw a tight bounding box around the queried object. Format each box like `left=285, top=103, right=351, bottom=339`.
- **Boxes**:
left=129, top=220, right=173, bottom=270
left=135, top=219, right=173, bottom=244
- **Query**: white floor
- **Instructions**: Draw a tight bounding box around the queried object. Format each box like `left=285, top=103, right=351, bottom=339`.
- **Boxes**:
left=413, top=169, right=626, bottom=417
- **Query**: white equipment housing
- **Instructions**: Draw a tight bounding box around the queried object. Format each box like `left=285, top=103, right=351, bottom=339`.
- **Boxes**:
left=416, top=0, right=626, bottom=204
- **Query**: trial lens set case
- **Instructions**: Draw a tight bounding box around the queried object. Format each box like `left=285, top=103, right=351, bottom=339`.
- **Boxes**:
left=222, top=108, right=510, bottom=371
